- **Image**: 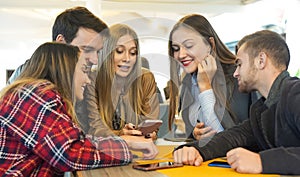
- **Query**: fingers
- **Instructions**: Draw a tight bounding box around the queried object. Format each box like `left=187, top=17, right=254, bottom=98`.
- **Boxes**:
left=122, top=129, right=142, bottom=136
left=123, top=123, right=142, bottom=136
left=142, top=142, right=159, bottom=159
left=198, top=54, right=217, bottom=86
left=146, top=131, right=157, bottom=140
left=201, top=129, right=217, bottom=139
left=173, top=146, right=203, bottom=166
left=195, top=122, right=205, bottom=128
left=193, top=125, right=214, bottom=140
left=173, top=148, right=182, bottom=163
left=121, top=135, right=158, bottom=159
left=124, top=123, right=135, bottom=130
left=204, top=54, right=217, bottom=69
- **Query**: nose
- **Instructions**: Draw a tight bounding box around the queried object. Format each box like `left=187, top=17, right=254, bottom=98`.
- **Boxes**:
left=178, top=47, right=187, bottom=59
left=85, top=51, right=98, bottom=65
left=122, top=51, right=130, bottom=62
left=233, top=67, right=239, bottom=78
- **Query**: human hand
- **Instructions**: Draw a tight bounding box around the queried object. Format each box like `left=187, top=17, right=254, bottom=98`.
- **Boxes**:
left=144, top=131, right=158, bottom=141
left=226, top=147, right=262, bottom=174
left=173, top=146, right=203, bottom=166
left=121, top=135, right=158, bottom=159
left=197, top=54, right=217, bottom=92
left=193, top=122, right=217, bottom=140
left=122, top=123, right=142, bottom=136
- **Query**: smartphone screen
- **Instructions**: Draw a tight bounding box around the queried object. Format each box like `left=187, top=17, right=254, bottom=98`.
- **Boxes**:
left=208, top=161, right=231, bottom=168
left=132, top=161, right=183, bottom=171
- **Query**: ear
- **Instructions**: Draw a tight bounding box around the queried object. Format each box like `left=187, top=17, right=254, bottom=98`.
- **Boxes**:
left=55, top=34, right=66, bottom=43
left=208, top=37, right=216, bottom=51
left=257, top=52, right=267, bottom=69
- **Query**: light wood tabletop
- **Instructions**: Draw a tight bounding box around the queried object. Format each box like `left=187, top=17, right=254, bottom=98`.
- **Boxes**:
left=76, top=164, right=168, bottom=177
left=75, top=145, right=174, bottom=177
left=75, top=141, right=300, bottom=177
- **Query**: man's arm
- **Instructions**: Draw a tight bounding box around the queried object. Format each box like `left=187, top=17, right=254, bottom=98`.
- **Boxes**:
left=175, top=120, right=257, bottom=163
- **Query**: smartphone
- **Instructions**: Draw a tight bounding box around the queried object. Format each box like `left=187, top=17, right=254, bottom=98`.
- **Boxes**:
left=163, top=137, right=194, bottom=142
left=208, top=161, right=231, bottom=168
left=137, top=120, right=163, bottom=135
left=132, top=161, right=183, bottom=171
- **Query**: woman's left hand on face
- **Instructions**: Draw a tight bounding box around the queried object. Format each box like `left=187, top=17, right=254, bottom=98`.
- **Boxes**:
left=197, top=54, right=217, bottom=91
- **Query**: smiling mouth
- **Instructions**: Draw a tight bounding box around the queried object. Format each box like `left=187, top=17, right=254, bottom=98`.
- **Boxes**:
left=181, top=59, right=193, bottom=67
left=118, top=65, right=130, bottom=71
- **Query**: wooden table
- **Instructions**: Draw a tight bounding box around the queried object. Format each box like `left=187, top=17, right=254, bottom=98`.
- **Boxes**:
left=76, top=145, right=174, bottom=177
left=75, top=142, right=298, bottom=177
left=76, top=164, right=168, bottom=177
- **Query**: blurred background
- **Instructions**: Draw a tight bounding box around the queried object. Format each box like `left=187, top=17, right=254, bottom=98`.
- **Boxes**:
left=1, top=0, right=299, bottom=100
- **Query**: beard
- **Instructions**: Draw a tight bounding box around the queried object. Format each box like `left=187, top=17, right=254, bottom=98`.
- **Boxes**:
left=238, top=81, right=254, bottom=93
left=238, top=66, right=258, bottom=93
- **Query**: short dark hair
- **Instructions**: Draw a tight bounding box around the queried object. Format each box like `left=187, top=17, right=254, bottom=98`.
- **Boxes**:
left=242, top=30, right=290, bottom=70
left=52, top=6, right=108, bottom=43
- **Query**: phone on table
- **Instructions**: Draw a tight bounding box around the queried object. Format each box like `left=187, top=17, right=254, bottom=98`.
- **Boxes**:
left=208, top=161, right=231, bottom=168
left=137, top=120, right=163, bottom=135
left=163, top=137, right=194, bottom=142
left=132, top=161, right=183, bottom=171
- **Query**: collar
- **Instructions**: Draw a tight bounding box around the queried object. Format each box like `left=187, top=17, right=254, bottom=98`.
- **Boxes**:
left=265, top=71, right=290, bottom=108
left=191, top=72, right=198, bottom=86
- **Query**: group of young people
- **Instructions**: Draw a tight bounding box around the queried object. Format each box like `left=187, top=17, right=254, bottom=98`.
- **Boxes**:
left=0, top=5, right=299, bottom=176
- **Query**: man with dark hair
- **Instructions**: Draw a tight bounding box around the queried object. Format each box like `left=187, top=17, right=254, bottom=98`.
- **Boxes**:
left=7, top=6, right=108, bottom=84
left=173, top=30, right=300, bottom=175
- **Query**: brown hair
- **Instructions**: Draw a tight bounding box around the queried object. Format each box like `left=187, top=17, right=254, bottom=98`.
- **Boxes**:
left=1, top=42, right=79, bottom=121
left=241, top=30, right=289, bottom=71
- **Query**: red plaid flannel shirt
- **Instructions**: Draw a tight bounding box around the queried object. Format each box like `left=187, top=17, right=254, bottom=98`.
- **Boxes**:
left=0, top=82, right=132, bottom=176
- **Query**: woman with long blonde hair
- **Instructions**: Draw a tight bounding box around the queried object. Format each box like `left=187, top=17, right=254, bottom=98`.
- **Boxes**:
left=85, top=24, right=160, bottom=138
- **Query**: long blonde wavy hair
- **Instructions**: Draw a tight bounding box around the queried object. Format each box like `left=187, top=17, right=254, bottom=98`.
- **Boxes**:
left=95, top=24, right=143, bottom=129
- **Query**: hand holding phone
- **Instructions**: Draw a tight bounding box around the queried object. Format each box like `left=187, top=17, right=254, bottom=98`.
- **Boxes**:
left=132, top=161, right=183, bottom=171
left=137, top=120, right=162, bottom=136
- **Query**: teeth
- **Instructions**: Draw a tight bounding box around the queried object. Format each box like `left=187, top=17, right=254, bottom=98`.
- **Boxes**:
left=182, top=60, right=191, bottom=65
left=120, top=66, right=129, bottom=69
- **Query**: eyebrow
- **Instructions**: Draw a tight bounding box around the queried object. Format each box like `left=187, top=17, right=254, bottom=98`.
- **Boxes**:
left=172, top=38, right=193, bottom=45
left=182, top=39, right=194, bottom=43
left=80, top=46, right=96, bottom=50
left=116, top=44, right=137, bottom=49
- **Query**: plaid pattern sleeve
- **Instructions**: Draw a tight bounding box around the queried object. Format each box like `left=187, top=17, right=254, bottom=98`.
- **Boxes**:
left=0, top=82, right=132, bottom=176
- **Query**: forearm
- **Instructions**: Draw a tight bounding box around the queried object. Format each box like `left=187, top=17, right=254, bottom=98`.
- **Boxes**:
left=34, top=126, right=132, bottom=171
left=176, top=121, right=256, bottom=161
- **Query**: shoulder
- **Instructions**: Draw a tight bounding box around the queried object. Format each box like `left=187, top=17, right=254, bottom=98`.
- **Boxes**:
left=282, top=77, right=300, bottom=96
left=280, top=77, right=300, bottom=109
left=21, top=80, right=62, bottom=103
